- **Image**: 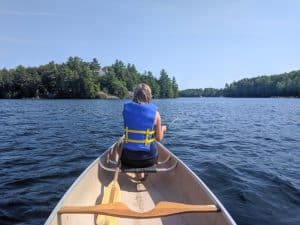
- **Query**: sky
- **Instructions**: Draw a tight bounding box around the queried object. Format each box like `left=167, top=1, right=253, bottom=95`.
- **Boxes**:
left=1, top=0, right=300, bottom=90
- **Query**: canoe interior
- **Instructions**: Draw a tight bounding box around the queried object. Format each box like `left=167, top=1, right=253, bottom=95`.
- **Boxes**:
left=45, top=142, right=236, bottom=225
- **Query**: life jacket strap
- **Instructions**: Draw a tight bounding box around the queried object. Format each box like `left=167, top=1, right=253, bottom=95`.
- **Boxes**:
left=125, top=127, right=155, bottom=145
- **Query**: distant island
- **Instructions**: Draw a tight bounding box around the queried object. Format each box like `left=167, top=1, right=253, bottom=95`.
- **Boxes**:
left=0, top=57, right=178, bottom=99
left=180, top=70, right=300, bottom=98
left=1, top=57, right=299, bottom=99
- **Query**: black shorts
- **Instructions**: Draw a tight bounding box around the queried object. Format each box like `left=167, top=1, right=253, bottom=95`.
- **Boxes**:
left=121, top=154, right=158, bottom=168
left=121, top=145, right=158, bottom=168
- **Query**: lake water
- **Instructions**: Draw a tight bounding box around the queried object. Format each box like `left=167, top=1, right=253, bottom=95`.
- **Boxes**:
left=0, top=98, right=299, bottom=225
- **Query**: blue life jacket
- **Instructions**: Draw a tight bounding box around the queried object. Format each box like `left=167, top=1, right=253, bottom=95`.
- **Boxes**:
left=123, top=101, right=157, bottom=152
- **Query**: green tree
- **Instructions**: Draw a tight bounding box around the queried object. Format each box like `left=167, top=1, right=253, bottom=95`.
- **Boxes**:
left=179, top=88, right=203, bottom=97
left=140, top=71, right=160, bottom=98
left=158, top=69, right=173, bottom=98
left=0, top=57, right=182, bottom=99
left=125, top=63, right=140, bottom=91
left=89, top=58, right=101, bottom=71
left=172, top=77, right=179, bottom=97
left=111, top=78, right=128, bottom=98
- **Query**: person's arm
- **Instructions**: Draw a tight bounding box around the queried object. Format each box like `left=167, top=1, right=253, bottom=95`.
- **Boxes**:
left=154, top=111, right=167, bottom=141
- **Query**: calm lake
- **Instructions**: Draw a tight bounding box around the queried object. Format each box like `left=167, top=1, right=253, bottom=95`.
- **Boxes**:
left=0, top=98, right=299, bottom=225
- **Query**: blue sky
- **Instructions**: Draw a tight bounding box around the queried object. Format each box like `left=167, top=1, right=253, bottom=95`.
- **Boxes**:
left=1, top=0, right=300, bottom=89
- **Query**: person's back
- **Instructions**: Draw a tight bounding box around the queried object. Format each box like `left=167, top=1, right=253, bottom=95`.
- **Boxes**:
left=121, top=83, right=166, bottom=179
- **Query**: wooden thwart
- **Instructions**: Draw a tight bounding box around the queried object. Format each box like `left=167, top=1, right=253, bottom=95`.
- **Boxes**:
left=58, top=201, right=219, bottom=219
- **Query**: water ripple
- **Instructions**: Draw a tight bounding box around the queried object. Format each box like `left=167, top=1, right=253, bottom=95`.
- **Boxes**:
left=0, top=98, right=299, bottom=225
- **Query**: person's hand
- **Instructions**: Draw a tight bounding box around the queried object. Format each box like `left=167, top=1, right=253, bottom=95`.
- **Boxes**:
left=162, top=125, right=167, bottom=133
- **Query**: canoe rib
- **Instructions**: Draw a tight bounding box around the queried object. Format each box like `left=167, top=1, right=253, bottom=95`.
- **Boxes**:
left=58, top=201, right=219, bottom=219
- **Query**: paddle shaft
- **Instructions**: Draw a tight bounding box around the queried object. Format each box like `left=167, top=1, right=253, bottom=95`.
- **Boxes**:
left=107, top=139, right=122, bottom=203
left=96, top=139, right=123, bottom=225
left=59, top=201, right=219, bottom=219
left=108, top=167, right=120, bottom=203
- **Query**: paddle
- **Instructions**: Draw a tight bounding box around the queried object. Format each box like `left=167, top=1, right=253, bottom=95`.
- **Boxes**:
left=96, top=138, right=123, bottom=225
left=58, top=201, right=219, bottom=218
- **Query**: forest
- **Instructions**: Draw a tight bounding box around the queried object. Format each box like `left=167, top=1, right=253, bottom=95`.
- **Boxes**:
left=0, top=57, right=179, bottom=99
left=1, top=57, right=299, bottom=99
left=179, top=70, right=300, bottom=97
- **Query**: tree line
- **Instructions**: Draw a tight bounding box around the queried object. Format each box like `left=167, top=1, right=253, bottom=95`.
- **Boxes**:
left=179, top=70, right=300, bottom=97
left=0, top=57, right=179, bottom=99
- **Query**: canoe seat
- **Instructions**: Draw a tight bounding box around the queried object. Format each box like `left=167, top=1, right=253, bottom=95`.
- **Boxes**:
left=99, top=139, right=177, bottom=173
left=99, top=152, right=177, bottom=173
left=120, top=164, right=158, bottom=173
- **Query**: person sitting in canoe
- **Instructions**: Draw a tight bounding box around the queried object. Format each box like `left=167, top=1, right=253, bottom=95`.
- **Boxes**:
left=121, top=83, right=167, bottom=180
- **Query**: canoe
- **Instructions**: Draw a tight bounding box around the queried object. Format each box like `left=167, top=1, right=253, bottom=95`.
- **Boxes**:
left=45, top=139, right=236, bottom=225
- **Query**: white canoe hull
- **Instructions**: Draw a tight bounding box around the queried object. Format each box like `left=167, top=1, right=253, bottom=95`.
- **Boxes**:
left=45, top=141, right=236, bottom=225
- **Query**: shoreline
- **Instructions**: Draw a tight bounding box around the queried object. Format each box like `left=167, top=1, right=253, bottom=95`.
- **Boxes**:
left=0, top=96, right=299, bottom=100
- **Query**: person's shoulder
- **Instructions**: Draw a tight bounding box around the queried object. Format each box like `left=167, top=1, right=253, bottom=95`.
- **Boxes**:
left=154, top=111, right=161, bottom=124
